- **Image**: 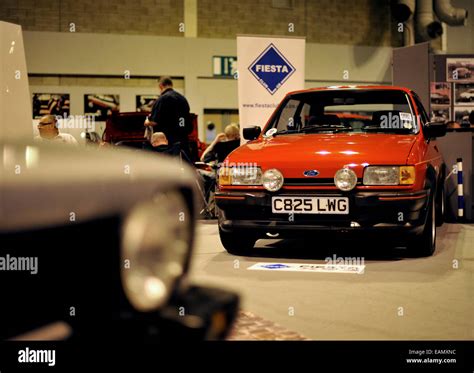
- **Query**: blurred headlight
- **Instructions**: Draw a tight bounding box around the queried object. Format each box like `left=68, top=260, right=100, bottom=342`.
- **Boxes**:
left=363, top=166, right=415, bottom=185
left=121, top=192, right=191, bottom=312
left=218, top=166, right=262, bottom=186
left=262, top=169, right=284, bottom=192
left=334, top=168, right=358, bottom=191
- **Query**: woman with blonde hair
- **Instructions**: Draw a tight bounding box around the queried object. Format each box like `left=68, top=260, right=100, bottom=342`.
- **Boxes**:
left=201, top=123, right=241, bottom=163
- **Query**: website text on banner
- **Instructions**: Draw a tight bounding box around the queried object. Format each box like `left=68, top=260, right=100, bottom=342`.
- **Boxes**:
left=237, top=35, right=306, bottom=139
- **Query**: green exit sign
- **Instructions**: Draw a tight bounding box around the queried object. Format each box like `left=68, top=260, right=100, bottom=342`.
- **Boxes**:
left=213, top=56, right=237, bottom=77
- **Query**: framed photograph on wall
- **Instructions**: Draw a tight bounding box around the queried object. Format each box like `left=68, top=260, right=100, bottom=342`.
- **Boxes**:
left=454, top=83, right=474, bottom=105
left=446, top=58, right=474, bottom=83
left=84, top=94, right=120, bottom=121
left=430, top=82, right=451, bottom=105
left=453, top=106, right=474, bottom=127
left=431, top=105, right=450, bottom=122
left=136, top=95, right=158, bottom=112
left=32, top=93, right=70, bottom=119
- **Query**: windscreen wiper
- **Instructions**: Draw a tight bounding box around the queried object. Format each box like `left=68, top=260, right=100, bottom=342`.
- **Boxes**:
left=301, top=125, right=352, bottom=133
left=362, top=126, right=413, bottom=134
left=274, top=129, right=301, bottom=136
left=274, top=125, right=351, bottom=135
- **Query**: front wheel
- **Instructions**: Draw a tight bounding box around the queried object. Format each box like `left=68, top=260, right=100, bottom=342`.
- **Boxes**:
left=409, top=195, right=436, bottom=257
left=219, top=228, right=256, bottom=256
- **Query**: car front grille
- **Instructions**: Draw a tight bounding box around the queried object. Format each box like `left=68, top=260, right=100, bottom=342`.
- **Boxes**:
left=284, top=178, right=363, bottom=186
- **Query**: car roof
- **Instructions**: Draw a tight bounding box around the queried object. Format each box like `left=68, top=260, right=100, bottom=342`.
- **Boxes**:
left=286, top=85, right=412, bottom=96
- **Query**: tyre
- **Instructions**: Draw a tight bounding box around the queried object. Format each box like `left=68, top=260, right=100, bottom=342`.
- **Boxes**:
left=219, top=227, right=256, bottom=256
left=435, top=180, right=445, bottom=227
left=409, top=195, right=436, bottom=257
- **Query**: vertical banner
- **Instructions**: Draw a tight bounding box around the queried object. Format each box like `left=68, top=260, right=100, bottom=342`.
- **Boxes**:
left=237, top=35, right=305, bottom=134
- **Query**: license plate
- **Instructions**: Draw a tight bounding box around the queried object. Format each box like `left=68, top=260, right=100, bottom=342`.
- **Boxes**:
left=271, top=196, right=349, bottom=214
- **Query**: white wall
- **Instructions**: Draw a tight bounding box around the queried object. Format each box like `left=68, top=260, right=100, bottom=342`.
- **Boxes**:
left=23, top=31, right=393, bottom=139
left=0, top=22, right=33, bottom=141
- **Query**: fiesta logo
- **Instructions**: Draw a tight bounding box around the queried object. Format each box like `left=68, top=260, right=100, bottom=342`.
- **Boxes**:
left=255, top=65, right=290, bottom=73
left=248, top=44, right=295, bottom=95
left=303, top=170, right=319, bottom=177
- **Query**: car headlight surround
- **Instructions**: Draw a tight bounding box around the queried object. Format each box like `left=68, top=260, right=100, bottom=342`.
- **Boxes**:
left=334, top=167, right=358, bottom=191
left=218, top=166, right=262, bottom=186
left=263, top=168, right=284, bottom=192
left=121, top=191, right=191, bottom=312
left=363, top=166, right=415, bottom=185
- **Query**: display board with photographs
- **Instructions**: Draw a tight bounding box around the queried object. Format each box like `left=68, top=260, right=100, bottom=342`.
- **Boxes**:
left=136, top=95, right=158, bottom=112
left=430, top=82, right=451, bottom=105
left=446, top=58, right=474, bottom=83
left=430, top=82, right=451, bottom=122
left=32, top=93, right=70, bottom=119
left=84, top=94, right=120, bottom=121
left=454, top=107, right=474, bottom=127
left=431, top=106, right=451, bottom=123
left=454, top=83, right=474, bottom=105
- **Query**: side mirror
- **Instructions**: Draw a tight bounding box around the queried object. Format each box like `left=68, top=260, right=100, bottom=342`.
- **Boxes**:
left=424, top=121, right=447, bottom=139
left=243, top=126, right=261, bottom=140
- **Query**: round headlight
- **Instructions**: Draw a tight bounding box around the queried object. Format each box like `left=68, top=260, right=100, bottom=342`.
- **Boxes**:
left=121, top=192, right=191, bottom=312
left=263, top=169, right=284, bottom=192
left=334, top=168, right=357, bottom=191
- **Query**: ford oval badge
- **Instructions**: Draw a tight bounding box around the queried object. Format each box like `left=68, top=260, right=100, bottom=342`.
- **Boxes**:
left=303, top=170, right=319, bottom=177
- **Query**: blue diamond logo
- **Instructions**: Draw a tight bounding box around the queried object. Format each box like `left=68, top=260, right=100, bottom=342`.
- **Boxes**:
left=248, top=44, right=296, bottom=95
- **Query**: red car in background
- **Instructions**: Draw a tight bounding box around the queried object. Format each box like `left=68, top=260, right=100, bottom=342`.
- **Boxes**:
left=216, top=86, right=447, bottom=257
left=102, top=111, right=206, bottom=161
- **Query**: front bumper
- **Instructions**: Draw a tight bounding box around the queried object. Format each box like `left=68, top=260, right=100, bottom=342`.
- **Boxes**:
left=216, top=189, right=430, bottom=238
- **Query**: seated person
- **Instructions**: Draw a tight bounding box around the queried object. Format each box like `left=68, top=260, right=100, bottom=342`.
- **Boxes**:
left=146, top=132, right=191, bottom=162
left=201, top=123, right=240, bottom=164
left=149, top=132, right=170, bottom=151
left=34, top=115, right=78, bottom=145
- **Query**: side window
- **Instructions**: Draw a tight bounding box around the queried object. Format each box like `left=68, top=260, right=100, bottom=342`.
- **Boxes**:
left=412, top=94, right=429, bottom=125
left=277, top=100, right=309, bottom=131
left=299, top=103, right=310, bottom=127
left=276, top=99, right=300, bottom=131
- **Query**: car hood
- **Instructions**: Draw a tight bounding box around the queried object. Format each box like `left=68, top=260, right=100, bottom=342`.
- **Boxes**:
left=228, top=133, right=417, bottom=178
left=0, top=141, right=198, bottom=232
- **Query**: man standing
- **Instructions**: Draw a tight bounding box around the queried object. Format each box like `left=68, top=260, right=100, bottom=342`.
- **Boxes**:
left=144, top=76, right=192, bottom=158
left=34, top=115, right=78, bottom=145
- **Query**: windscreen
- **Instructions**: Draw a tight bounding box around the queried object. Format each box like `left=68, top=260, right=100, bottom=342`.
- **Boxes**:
left=269, top=89, right=418, bottom=135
